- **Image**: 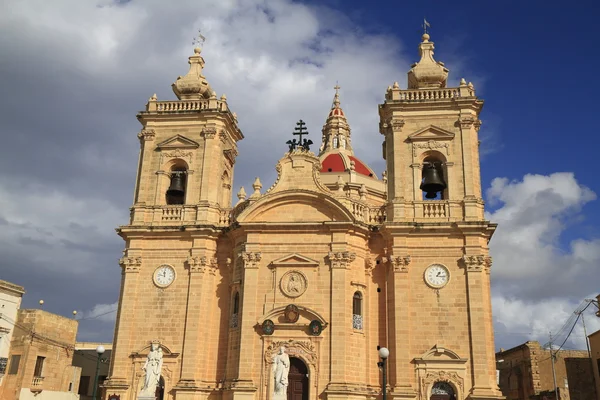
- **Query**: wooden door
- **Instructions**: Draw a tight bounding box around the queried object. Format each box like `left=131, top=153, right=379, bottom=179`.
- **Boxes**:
left=287, top=357, right=308, bottom=400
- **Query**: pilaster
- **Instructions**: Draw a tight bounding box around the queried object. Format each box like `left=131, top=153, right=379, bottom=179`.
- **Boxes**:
left=386, top=255, right=417, bottom=400
left=462, top=255, right=503, bottom=399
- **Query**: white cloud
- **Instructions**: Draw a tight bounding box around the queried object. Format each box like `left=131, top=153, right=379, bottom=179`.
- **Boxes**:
left=77, top=301, right=119, bottom=323
left=487, top=173, right=600, bottom=349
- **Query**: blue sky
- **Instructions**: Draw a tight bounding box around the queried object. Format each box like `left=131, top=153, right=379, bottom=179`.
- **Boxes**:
left=0, top=0, right=598, bottom=351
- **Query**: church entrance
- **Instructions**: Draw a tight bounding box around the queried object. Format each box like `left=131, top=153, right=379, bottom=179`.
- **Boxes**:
left=287, top=357, right=308, bottom=400
left=430, top=381, right=456, bottom=400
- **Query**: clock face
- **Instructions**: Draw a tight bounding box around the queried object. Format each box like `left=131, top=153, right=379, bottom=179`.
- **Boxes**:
left=424, top=264, right=450, bottom=288
left=153, top=265, right=176, bottom=288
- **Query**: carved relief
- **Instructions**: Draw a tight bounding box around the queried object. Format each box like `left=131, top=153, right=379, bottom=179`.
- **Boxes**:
left=280, top=271, right=308, bottom=298
left=412, top=140, right=450, bottom=156
left=241, top=252, right=262, bottom=269
left=119, top=256, right=142, bottom=272
left=162, top=149, right=193, bottom=164
left=187, top=255, right=218, bottom=274
left=390, top=255, right=411, bottom=273
left=461, top=255, right=491, bottom=272
left=423, top=370, right=463, bottom=393
left=264, top=340, right=317, bottom=367
left=327, top=251, right=356, bottom=269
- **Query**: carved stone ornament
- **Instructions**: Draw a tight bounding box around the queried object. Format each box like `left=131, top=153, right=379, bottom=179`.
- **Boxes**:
left=412, top=140, right=450, bottom=156
left=202, top=127, right=218, bottom=139
left=327, top=251, right=357, bottom=269
left=284, top=304, right=300, bottom=323
left=137, top=129, right=155, bottom=141
left=423, top=370, right=463, bottom=391
left=308, top=320, right=323, bottom=336
left=241, top=252, right=262, bottom=269
left=262, top=319, right=275, bottom=335
left=119, top=256, right=142, bottom=272
left=461, top=255, right=491, bottom=272
left=391, top=119, right=405, bottom=132
left=187, top=255, right=218, bottom=274
left=280, top=271, right=308, bottom=298
left=458, top=116, right=479, bottom=130
left=264, top=340, right=317, bottom=367
left=390, top=255, right=411, bottom=273
left=162, top=149, right=193, bottom=163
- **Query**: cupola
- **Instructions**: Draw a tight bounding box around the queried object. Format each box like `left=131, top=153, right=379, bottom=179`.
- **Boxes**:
left=407, top=34, right=449, bottom=89
left=172, top=47, right=213, bottom=100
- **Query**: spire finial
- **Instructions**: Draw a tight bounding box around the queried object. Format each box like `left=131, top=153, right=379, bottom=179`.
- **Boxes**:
left=422, top=18, right=431, bottom=42
left=332, top=83, right=341, bottom=108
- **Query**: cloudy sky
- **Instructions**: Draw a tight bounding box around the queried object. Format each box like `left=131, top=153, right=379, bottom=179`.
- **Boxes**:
left=1, top=0, right=599, bottom=351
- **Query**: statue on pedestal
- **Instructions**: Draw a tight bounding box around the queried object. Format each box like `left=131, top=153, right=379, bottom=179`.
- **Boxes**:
left=272, top=346, right=290, bottom=400
left=139, top=342, right=163, bottom=398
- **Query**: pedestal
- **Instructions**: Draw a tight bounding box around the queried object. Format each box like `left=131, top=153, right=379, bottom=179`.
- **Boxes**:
left=138, top=396, right=156, bottom=400
left=273, top=393, right=287, bottom=400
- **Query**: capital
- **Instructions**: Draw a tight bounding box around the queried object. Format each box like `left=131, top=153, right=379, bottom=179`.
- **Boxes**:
left=201, top=127, right=218, bottom=139
left=137, top=129, right=156, bottom=142
left=187, top=255, right=218, bottom=273
left=119, top=256, right=142, bottom=273
left=461, top=254, right=491, bottom=272
left=327, top=251, right=356, bottom=269
left=241, top=252, right=262, bottom=269
left=390, top=255, right=411, bottom=273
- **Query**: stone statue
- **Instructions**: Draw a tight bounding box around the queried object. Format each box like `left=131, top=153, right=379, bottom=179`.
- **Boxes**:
left=272, top=346, right=290, bottom=399
left=139, top=342, right=163, bottom=398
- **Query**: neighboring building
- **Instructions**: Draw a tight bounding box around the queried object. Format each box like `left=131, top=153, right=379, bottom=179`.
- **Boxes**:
left=589, top=329, right=600, bottom=400
left=73, top=342, right=112, bottom=400
left=496, top=341, right=596, bottom=400
left=0, top=280, right=25, bottom=392
left=1, top=309, right=81, bottom=400
left=104, top=33, right=503, bottom=400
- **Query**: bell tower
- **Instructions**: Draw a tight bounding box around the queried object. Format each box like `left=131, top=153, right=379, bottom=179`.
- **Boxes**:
left=378, top=33, right=503, bottom=400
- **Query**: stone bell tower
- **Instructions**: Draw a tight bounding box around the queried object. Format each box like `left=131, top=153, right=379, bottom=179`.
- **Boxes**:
left=378, top=33, right=503, bottom=400
left=103, top=45, right=243, bottom=400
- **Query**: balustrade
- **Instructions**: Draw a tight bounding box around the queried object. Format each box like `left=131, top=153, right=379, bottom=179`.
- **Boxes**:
left=32, top=376, right=44, bottom=387
left=155, top=99, right=227, bottom=112
left=396, top=88, right=459, bottom=101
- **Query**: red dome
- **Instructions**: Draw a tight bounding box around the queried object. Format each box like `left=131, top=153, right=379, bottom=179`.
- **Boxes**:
left=320, top=153, right=375, bottom=177
left=328, top=108, right=345, bottom=117
left=321, top=153, right=345, bottom=173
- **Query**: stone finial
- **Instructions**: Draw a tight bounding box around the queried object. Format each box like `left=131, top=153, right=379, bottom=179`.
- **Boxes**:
left=382, top=170, right=388, bottom=183
left=237, top=186, right=247, bottom=202
left=392, top=81, right=400, bottom=89
left=407, top=34, right=449, bottom=89
left=460, top=78, right=467, bottom=86
left=250, top=177, right=262, bottom=199
left=172, top=48, right=212, bottom=100
left=149, top=93, right=157, bottom=101
left=350, top=160, right=356, bottom=171
left=220, top=94, right=227, bottom=101
left=336, top=175, right=345, bottom=194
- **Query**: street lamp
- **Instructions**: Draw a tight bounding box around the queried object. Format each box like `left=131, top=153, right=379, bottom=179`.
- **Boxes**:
left=92, top=345, right=106, bottom=400
left=378, top=347, right=390, bottom=400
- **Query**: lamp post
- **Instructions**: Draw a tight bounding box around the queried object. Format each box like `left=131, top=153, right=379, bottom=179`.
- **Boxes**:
left=378, top=347, right=389, bottom=400
left=92, top=345, right=105, bottom=400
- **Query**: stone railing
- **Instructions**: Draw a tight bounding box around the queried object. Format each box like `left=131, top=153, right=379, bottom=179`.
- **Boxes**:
left=154, top=99, right=228, bottom=113
left=161, top=206, right=184, bottom=221
left=397, top=88, right=459, bottom=101
left=347, top=201, right=386, bottom=225
left=32, top=376, right=44, bottom=387
left=219, top=208, right=232, bottom=226
left=411, top=200, right=458, bottom=220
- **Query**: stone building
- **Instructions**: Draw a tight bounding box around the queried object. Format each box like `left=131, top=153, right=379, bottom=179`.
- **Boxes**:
left=0, top=279, right=25, bottom=392
left=495, top=341, right=596, bottom=400
left=73, top=342, right=112, bottom=400
left=103, top=33, right=503, bottom=400
left=589, top=329, right=600, bottom=399
left=1, top=309, right=81, bottom=400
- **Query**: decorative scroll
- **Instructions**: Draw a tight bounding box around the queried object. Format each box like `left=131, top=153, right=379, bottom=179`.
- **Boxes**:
left=423, top=370, right=463, bottom=391
left=264, top=340, right=317, bottom=367
left=162, top=149, right=193, bottom=163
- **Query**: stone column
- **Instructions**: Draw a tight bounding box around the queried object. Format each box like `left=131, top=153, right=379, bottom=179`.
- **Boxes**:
left=387, top=255, right=417, bottom=399
left=325, top=251, right=355, bottom=398
left=103, top=256, right=142, bottom=396
left=462, top=255, right=503, bottom=399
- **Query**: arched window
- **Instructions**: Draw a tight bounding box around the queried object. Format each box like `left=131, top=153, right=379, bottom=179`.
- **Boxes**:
left=231, top=291, right=240, bottom=329
left=420, top=155, right=446, bottom=200
left=332, top=136, right=339, bottom=148
left=352, top=291, right=363, bottom=330
left=166, top=166, right=187, bottom=205
left=339, top=135, right=346, bottom=149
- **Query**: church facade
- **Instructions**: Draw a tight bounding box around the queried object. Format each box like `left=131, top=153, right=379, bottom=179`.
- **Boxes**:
left=103, top=33, right=504, bottom=400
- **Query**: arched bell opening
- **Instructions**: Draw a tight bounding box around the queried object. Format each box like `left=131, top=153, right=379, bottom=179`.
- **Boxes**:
left=420, top=152, right=447, bottom=200
left=166, top=165, right=187, bottom=205
left=430, top=381, right=457, bottom=400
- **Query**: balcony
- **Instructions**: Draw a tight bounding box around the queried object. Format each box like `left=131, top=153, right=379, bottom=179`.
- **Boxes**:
left=31, top=376, right=44, bottom=391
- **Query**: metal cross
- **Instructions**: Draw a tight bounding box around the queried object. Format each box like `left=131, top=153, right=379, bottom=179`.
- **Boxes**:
left=293, top=120, right=309, bottom=144
left=334, top=83, right=341, bottom=94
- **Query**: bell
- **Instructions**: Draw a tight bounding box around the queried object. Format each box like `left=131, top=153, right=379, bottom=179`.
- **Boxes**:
left=166, top=172, right=185, bottom=203
left=420, top=163, right=446, bottom=199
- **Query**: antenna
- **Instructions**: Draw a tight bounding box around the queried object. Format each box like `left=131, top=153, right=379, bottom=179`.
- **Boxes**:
left=192, top=29, right=206, bottom=49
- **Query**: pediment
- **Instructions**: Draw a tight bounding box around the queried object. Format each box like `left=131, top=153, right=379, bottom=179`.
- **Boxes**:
left=156, top=134, right=200, bottom=149
left=407, top=125, right=455, bottom=142
left=270, top=253, right=320, bottom=268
